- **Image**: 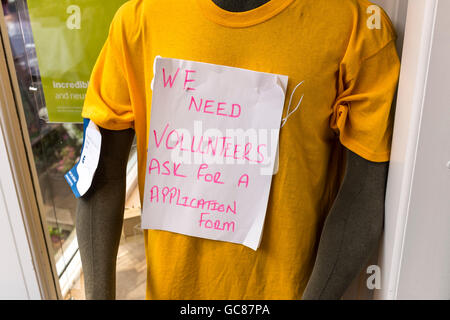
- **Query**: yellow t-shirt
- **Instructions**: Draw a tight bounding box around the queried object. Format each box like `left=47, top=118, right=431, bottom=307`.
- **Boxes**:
left=82, top=0, right=400, bottom=299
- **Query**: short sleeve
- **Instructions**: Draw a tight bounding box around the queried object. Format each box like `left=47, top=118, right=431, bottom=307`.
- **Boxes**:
left=81, top=6, right=134, bottom=130
left=330, top=5, right=401, bottom=162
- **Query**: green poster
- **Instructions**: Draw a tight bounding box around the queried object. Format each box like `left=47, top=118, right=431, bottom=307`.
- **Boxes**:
left=27, top=0, right=127, bottom=123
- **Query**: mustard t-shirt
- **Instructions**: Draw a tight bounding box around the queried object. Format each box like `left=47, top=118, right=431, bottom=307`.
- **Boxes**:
left=82, top=0, right=400, bottom=299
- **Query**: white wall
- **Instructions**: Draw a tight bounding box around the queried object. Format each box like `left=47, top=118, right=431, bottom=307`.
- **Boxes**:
left=378, top=0, right=450, bottom=299
left=395, top=0, right=450, bottom=299
left=0, top=125, right=41, bottom=299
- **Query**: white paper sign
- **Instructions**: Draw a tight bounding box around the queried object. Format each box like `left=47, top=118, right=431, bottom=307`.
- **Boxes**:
left=142, top=57, right=288, bottom=250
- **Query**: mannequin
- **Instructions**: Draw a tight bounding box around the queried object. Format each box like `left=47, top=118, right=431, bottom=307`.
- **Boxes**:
left=76, top=0, right=390, bottom=300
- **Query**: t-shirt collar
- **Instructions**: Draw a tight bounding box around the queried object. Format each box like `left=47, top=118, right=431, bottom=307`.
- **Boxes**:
left=195, top=0, right=295, bottom=28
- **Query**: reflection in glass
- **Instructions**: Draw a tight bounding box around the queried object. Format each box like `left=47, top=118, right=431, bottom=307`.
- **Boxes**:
left=2, top=0, right=137, bottom=299
left=3, top=0, right=84, bottom=298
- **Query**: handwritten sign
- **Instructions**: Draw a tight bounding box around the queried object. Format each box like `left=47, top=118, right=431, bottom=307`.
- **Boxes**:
left=141, top=57, right=288, bottom=250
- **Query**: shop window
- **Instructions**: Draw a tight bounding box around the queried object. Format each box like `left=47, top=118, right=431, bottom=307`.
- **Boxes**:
left=2, top=0, right=137, bottom=299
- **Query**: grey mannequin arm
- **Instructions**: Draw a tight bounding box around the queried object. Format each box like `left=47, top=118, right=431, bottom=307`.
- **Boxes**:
left=302, top=149, right=388, bottom=299
left=75, top=127, right=134, bottom=300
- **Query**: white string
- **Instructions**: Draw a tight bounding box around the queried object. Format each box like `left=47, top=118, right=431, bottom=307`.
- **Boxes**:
left=281, top=81, right=304, bottom=128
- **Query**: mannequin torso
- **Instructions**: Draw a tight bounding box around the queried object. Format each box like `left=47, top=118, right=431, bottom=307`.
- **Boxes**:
left=76, top=0, right=389, bottom=300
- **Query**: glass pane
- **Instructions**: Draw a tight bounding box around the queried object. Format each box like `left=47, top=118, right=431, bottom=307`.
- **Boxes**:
left=2, top=0, right=139, bottom=299
left=2, top=0, right=83, bottom=295
left=3, top=0, right=82, bottom=271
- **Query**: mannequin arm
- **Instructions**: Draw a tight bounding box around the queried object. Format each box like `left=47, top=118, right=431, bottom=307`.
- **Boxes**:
left=302, top=148, right=388, bottom=299
left=76, top=127, right=134, bottom=300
